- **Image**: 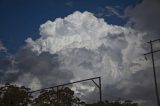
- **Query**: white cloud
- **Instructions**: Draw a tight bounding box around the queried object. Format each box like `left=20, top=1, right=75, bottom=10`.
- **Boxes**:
left=24, top=11, right=157, bottom=105
left=29, top=77, right=42, bottom=91
left=26, top=11, right=147, bottom=87
left=26, top=11, right=108, bottom=54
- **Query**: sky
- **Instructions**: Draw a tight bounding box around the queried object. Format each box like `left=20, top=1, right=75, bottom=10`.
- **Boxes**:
left=0, top=0, right=160, bottom=106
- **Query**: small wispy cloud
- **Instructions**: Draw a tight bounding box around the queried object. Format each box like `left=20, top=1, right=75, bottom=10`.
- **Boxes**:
left=65, top=1, right=73, bottom=7
left=0, top=41, right=7, bottom=52
left=95, top=6, right=125, bottom=19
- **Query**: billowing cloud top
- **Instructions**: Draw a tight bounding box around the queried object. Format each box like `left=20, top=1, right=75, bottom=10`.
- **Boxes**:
left=25, top=10, right=149, bottom=91
left=26, top=11, right=145, bottom=55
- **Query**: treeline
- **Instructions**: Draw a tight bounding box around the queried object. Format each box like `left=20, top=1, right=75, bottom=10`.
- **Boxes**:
left=0, top=84, right=138, bottom=106
left=86, top=100, right=138, bottom=106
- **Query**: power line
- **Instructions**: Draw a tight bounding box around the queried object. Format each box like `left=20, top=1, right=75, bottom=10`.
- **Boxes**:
left=144, top=39, right=160, bottom=106
left=30, top=76, right=102, bottom=106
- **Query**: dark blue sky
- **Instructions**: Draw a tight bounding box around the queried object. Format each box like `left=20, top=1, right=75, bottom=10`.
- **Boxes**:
left=0, top=0, right=141, bottom=53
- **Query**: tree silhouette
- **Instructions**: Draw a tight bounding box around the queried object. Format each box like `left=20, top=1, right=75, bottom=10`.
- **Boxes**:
left=85, top=99, right=138, bottom=106
left=0, top=84, right=138, bottom=106
left=0, top=83, right=32, bottom=106
left=32, top=87, right=85, bottom=106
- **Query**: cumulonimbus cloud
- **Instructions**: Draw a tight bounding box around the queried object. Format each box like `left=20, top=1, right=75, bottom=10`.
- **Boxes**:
left=26, top=11, right=147, bottom=79
left=24, top=11, right=155, bottom=104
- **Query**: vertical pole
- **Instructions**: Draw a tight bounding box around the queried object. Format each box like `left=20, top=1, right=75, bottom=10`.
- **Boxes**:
left=57, top=86, right=59, bottom=106
left=99, top=77, right=102, bottom=106
left=150, top=41, right=160, bottom=106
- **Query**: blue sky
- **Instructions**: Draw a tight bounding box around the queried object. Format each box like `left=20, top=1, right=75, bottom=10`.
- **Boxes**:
left=0, top=0, right=141, bottom=53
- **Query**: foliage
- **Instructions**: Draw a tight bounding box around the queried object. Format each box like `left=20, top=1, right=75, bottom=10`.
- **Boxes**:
left=85, top=100, right=138, bottom=106
left=0, top=83, right=32, bottom=106
left=0, top=84, right=138, bottom=106
left=32, top=87, right=85, bottom=106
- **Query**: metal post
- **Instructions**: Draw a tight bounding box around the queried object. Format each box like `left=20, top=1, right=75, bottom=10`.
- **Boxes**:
left=91, top=77, right=102, bottom=106
left=99, top=77, right=102, bottom=106
left=57, top=86, right=59, bottom=106
left=150, top=41, right=160, bottom=106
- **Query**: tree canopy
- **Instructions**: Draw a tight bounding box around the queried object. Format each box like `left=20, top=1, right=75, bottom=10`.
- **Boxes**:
left=0, top=84, right=138, bottom=106
left=32, top=87, right=85, bottom=106
left=0, top=83, right=32, bottom=106
left=86, top=100, right=138, bottom=106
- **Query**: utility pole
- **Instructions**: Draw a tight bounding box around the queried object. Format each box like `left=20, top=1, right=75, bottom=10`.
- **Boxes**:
left=144, top=39, right=160, bottom=106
